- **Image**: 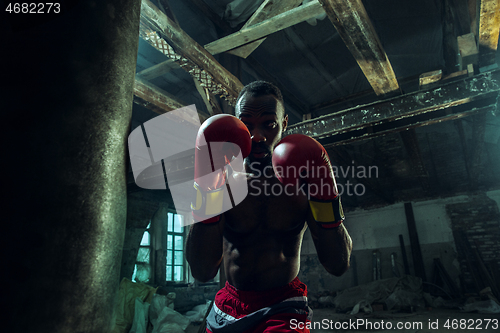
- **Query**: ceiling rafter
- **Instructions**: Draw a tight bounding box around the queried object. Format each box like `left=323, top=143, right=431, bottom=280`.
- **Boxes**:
left=133, top=76, right=208, bottom=125
left=477, top=0, right=500, bottom=67
left=318, top=0, right=400, bottom=96
left=136, top=59, right=179, bottom=80
left=155, top=0, right=224, bottom=116
left=204, top=0, right=325, bottom=55
left=226, top=0, right=304, bottom=59
left=137, top=0, right=234, bottom=83
left=139, top=0, right=243, bottom=106
left=285, top=70, right=500, bottom=146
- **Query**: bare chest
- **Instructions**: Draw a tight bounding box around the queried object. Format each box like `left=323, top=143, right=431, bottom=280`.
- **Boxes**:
left=224, top=176, right=309, bottom=233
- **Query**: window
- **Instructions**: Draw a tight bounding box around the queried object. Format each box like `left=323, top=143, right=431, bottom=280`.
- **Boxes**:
left=166, top=212, right=185, bottom=282
left=132, top=222, right=152, bottom=283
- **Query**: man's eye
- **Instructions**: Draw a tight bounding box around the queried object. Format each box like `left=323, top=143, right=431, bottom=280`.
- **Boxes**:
left=268, top=122, right=277, bottom=128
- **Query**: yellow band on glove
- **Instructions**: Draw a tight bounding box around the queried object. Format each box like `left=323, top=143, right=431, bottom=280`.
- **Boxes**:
left=191, top=183, right=225, bottom=217
left=309, top=196, right=345, bottom=227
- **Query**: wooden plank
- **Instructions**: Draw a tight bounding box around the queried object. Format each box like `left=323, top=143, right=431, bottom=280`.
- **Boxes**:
left=227, top=0, right=303, bottom=59
left=405, top=202, right=427, bottom=282
left=134, top=76, right=184, bottom=111
left=458, top=33, right=479, bottom=70
left=399, top=235, right=411, bottom=275
left=325, top=103, right=495, bottom=147
left=318, top=0, right=399, bottom=95
left=133, top=76, right=208, bottom=125
left=478, top=0, right=500, bottom=66
left=136, top=1, right=182, bottom=81
left=311, top=74, right=422, bottom=113
left=204, top=0, right=325, bottom=55
left=140, top=0, right=243, bottom=105
left=442, top=69, right=468, bottom=80
left=419, top=70, right=442, bottom=87
left=285, top=70, right=500, bottom=145
left=136, top=59, right=179, bottom=80
left=193, top=78, right=222, bottom=116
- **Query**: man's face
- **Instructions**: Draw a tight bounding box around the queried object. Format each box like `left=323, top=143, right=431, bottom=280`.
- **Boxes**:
left=236, top=93, right=288, bottom=166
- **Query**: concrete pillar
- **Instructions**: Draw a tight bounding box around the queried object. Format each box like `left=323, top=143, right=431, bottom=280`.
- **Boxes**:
left=2, top=1, right=141, bottom=332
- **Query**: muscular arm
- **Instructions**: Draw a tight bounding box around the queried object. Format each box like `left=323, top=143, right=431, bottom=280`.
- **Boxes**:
left=185, top=215, right=225, bottom=282
left=307, top=210, right=352, bottom=276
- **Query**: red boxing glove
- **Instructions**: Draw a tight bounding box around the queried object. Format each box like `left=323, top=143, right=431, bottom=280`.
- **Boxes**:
left=272, top=134, right=344, bottom=228
left=192, top=114, right=251, bottom=223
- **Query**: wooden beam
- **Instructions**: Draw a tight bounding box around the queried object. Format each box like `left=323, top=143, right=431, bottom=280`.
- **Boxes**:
left=136, top=59, right=179, bottom=80
left=204, top=0, right=325, bottom=55
left=193, top=78, right=222, bottom=116
left=311, top=74, right=423, bottom=112
left=135, top=1, right=183, bottom=81
left=478, top=0, right=500, bottom=67
left=458, top=33, right=479, bottom=70
left=419, top=70, right=442, bottom=87
left=134, top=76, right=184, bottom=111
left=133, top=76, right=208, bottom=125
left=140, top=0, right=243, bottom=105
left=285, top=70, right=500, bottom=146
left=318, top=0, right=400, bottom=95
left=323, top=101, right=495, bottom=147
left=405, top=202, right=427, bottom=282
left=227, top=0, right=303, bottom=59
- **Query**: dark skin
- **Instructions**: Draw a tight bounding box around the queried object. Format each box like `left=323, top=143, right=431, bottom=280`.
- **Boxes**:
left=186, top=93, right=352, bottom=291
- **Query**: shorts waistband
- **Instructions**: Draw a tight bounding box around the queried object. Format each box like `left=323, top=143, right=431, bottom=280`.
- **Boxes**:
left=222, top=277, right=307, bottom=305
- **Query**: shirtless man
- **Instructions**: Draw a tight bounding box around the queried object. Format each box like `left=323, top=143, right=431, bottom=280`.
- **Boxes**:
left=186, top=81, right=352, bottom=333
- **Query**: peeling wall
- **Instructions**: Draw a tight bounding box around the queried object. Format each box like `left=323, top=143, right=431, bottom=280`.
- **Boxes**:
left=299, top=190, right=500, bottom=296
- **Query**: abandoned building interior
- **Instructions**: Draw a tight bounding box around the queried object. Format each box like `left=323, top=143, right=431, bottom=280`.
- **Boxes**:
left=3, top=0, right=500, bottom=332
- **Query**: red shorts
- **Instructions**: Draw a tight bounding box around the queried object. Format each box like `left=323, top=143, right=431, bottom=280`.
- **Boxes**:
left=206, top=277, right=312, bottom=333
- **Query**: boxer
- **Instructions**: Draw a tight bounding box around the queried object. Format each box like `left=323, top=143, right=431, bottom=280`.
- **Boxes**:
left=186, top=81, right=352, bottom=333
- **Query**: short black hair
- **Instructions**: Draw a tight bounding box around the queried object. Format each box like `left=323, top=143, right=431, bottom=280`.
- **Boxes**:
left=237, top=81, right=284, bottom=106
